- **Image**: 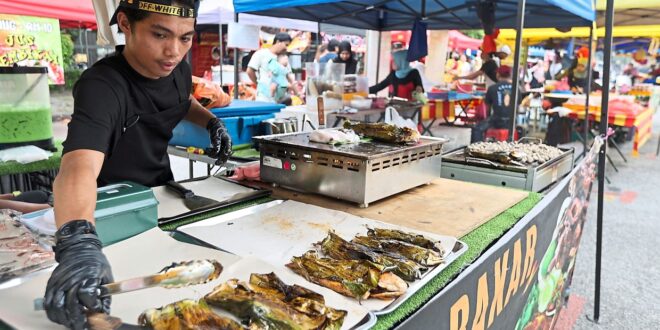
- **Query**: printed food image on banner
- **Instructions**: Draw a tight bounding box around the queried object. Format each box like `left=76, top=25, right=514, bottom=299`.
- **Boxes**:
left=0, top=14, right=64, bottom=84
left=515, top=139, right=600, bottom=330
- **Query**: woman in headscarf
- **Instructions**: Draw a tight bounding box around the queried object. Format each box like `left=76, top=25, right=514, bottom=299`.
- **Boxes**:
left=332, top=40, right=358, bottom=74
left=369, top=50, right=424, bottom=100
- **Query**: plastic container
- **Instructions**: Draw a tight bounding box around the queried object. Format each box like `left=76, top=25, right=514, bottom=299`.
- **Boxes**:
left=171, top=114, right=276, bottom=148
left=305, top=62, right=345, bottom=112
left=0, top=67, right=54, bottom=151
left=170, top=100, right=283, bottom=148
left=93, top=182, right=159, bottom=246
left=350, top=98, right=373, bottom=109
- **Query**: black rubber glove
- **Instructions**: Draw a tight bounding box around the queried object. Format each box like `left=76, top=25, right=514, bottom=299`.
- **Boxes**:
left=44, top=220, right=113, bottom=330
left=206, top=117, right=232, bottom=165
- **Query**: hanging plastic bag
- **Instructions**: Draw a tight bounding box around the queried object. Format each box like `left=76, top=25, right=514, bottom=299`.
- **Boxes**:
left=384, top=106, right=418, bottom=131
left=192, top=76, right=231, bottom=109
left=0, top=146, right=52, bottom=164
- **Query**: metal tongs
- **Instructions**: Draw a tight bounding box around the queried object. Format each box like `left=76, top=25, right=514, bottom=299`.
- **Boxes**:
left=34, top=260, right=223, bottom=310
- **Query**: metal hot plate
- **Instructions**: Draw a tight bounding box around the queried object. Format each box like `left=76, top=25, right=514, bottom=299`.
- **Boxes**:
left=253, top=131, right=445, bottom=160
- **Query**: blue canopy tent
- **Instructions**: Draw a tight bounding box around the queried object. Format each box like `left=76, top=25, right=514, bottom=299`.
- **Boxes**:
left=232, top=0, right=593, bottom=30
left=233, top=0, right=594, bottom=142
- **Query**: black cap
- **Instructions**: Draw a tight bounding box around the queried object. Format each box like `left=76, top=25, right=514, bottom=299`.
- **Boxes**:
left=109, top=0, right=196, bottom=25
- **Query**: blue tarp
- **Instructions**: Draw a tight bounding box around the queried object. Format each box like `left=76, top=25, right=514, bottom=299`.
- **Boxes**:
left=233, top=0, right=595, bottom=31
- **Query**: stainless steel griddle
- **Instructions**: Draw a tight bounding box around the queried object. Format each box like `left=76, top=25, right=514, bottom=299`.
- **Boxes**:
left=253, top=130, right=447, bottom=207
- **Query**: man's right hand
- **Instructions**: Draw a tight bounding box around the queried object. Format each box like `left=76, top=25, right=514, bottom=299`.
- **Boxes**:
left=44, top=220, right=113, bottom=330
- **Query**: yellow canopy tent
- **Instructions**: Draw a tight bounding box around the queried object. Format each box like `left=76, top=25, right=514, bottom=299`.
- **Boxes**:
left=498, top=25, right=660, bottom=41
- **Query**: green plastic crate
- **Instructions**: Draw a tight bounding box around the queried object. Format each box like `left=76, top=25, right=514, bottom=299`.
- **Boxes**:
left=95, top=182, right=159, bottom=246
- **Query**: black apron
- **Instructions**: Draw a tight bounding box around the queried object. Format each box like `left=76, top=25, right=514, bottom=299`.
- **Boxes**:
left=95, top=55, right=190, bottom=187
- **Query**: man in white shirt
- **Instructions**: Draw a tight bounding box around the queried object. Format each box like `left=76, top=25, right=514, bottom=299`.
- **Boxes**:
left=247, top=33, right=292, bottom=102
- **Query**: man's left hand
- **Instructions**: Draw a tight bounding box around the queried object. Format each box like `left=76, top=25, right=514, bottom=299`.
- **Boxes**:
left=206, top=118, right=232, bottom=165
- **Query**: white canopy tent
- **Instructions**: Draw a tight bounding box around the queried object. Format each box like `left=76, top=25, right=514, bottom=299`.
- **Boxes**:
left=92, top=0, right=319, bottom=46
left=197, top=0, right=318, bottom=31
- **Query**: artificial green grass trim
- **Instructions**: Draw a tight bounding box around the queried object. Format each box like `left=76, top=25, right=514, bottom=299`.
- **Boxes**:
left=0, top=141, right=62, bottom=176
left=372, top=192, right=543, bottom=330
left=159, top=196, right=274, bottom=231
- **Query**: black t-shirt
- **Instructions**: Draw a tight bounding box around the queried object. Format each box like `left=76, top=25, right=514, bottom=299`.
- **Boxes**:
left=480, top=59, right=498, bottom=83
left=63, top=53, right=192, bottom=156
left=485, top=81, right=520, bottom=123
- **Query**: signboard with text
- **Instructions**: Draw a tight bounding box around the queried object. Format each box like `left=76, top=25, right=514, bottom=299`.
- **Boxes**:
left=0, top=14, right=64, bottom=84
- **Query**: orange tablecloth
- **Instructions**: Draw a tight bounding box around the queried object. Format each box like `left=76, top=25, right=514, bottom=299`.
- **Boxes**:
left=564, top=104, right=653, bottom=156
left=421, top=97, right=484, bottom=122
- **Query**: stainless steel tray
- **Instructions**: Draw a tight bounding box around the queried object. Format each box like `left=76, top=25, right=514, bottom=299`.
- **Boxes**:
left=441, top=145, right=575, bottom=192
left=176, top=200, right=468, bottom=315
left=254, top=130, right=447, bottom=207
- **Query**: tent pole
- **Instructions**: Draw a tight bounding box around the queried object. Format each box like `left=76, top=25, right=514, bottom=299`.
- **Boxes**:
left=594, top=0, right=615, bottom=323
left=583, top=24, right=595, bottom=157
left=376, top=30, right=382, bottom=84
left=509, top=0, right=526, bottom=142
left=317, top=22, right=321, bottom=46
left=219, top=23, right=224, bottom=86
left=234, top=13, right=240, bottom=100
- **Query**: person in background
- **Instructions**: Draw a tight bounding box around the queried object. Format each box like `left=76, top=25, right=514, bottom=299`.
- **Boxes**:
left=623, top=63, right=640, bottom=85
left=455, top=45, right=510, bottom=88
left=472, top=65, right=520, bottom=142
left=241, top=50, right=256, bottom=72
left=319, top=39, right=339, bottom=63
left=548, top=51, right=564, bottom=79
left=568, top=57, right=589, bottom=93
left=369, top=49, right=424, bottom=100
left=332, top=41, right=358, bottom=74
left=314, top=44, right=328, bottom=63
left=269, top=54, right=301, bottom=105
left=247, top=32, right=292, bottom=102
left=0, top=191, right=51, bottom=214
left=528, top=58, right=545, bottom=89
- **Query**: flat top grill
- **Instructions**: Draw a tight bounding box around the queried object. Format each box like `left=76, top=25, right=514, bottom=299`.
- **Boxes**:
left=254, top=131, right=445, bottom=160
left=442, top=147, right=574, bottom=173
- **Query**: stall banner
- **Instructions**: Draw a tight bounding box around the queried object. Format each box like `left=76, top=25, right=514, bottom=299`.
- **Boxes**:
left=0, top=14, right=64, bottom=84
left=398, top=139, right=602, bottom=330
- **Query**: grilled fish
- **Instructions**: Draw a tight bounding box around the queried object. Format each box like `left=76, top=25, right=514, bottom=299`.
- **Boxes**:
left=286, top=251, right=406, bottom=300
left=353, top=236, right=444, bottom=267
left=206, top=278, right=328, bottom=330
left=138, top=299, right=244, bottom=330
left=318, top=232, right=425, bottom=281
left=367, top=228, right=445, bottom=255
left=249, top=273, right=347, bottom=330
left=343, top=121, right=420, bottom=144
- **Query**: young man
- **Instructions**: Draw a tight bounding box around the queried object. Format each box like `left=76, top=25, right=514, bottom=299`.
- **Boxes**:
left=42, top=1, right=232, bottom=328
left=319, top=39, right=339, bottom=63
left=246, top=33, right=299, bottom=102
left=455, top=45, right=511, bottom=88
left=472, top=65, right=519, bottom=142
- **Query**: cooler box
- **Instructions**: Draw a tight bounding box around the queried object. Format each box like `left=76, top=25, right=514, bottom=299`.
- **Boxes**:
left=95, top=182, right=159, bottom=246
left=170, top=100, right=284, bottom=148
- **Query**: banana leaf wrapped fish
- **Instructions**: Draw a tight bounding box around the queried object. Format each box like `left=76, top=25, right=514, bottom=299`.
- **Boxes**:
left=206, top=278, right=328, bottom=330
left=249, top=273, right=347, bottom=330
left=343, top=121, right=420, bottom=144
left=287, top=251, right=407, bottom=300
left=318, top=232, right=425, bottom=281
left=353, top=236, right=444, bottom=267
left=367, top=228, right=445, bottom=255
left=138, top=299, right=244, bottom=330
